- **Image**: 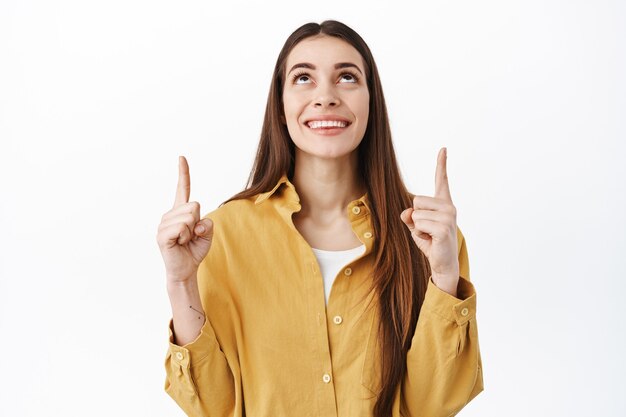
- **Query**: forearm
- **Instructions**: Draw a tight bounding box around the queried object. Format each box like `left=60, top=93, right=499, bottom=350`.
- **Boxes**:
left=165, top=275, right=237, bottom=416
left=167, top=278, right=206, bottom=346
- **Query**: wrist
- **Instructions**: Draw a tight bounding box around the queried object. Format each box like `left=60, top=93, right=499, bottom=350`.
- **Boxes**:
left=167, top=278, right=199, bottom=294
left=431, top=273, right=459, bottom=297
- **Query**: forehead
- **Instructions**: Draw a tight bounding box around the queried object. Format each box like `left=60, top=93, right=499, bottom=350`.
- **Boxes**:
left=286, top=35, right=364, bottom=72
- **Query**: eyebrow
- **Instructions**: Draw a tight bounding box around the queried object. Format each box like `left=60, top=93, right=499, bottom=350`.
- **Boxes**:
left=287, top=62, right=363, bottom=76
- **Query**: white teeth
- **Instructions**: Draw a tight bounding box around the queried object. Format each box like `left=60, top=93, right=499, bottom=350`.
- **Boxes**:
left=307, top=120, right=348, bottom=129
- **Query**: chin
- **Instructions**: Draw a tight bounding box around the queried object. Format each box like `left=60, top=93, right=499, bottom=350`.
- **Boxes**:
left=294, top=142, right=360, bottom=161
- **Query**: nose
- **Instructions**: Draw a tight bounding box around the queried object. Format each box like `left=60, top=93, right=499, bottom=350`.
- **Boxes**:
left=314, top=82, right=340, bottom=108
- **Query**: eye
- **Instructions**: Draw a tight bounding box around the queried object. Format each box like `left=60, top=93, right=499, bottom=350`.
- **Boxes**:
left=292, top=71, right=311, bottom=84
left=339, top=71, right=360, bottom=83
left=291, top=71, right=361, bottom=85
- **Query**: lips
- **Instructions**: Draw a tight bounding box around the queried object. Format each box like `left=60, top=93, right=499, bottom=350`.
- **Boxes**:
left=304, top=122, right=350, bottom=137
left=307, top=121, right=350, bottom=129
left=303, top=115, right=352, bottom=127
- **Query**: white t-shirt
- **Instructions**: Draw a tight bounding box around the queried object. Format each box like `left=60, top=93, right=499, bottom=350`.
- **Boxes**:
left=311, top=244, right=366, bottom=304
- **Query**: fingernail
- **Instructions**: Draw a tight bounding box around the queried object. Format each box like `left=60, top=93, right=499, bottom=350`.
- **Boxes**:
left=196, top=225, right=205, bottom=234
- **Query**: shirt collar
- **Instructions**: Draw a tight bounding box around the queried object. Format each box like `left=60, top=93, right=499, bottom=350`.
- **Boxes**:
left=254, top=173, right=293, bottom=205
left=254, top=173, right=371, bottom=212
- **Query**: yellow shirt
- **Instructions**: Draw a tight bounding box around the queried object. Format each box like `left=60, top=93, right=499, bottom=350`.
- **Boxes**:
left=164, top=174, right=484, bottom=417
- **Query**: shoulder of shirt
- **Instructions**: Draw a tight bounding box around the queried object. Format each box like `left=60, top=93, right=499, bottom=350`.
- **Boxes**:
left=198, top=173, right=292, bottom=225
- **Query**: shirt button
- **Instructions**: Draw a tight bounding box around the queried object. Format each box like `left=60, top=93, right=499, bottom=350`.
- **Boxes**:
left=333, top=315, right=343, bottom=324
left=322, top=373, right=332, bottom=383
left=352, top=206, right=361, bottom=215
left=363, top=231, right=373, bottom=239
left=344, top=267, right=352, bottom=276
left=175, top=352, right=184, bottom=361
left=461, top=307, right=469, bottom=316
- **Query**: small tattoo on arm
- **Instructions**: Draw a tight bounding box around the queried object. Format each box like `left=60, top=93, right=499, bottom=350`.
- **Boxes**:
left=189, top=305, right=204, bottom=320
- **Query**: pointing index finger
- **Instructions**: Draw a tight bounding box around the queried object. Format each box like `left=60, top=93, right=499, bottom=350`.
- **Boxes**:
left=434, top=147, right=453, bottom=202
left=174, top=155, right=191, bottom=208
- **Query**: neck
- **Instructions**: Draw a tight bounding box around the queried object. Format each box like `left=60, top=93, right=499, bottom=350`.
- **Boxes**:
left=291, top=149, right=366, bottom=220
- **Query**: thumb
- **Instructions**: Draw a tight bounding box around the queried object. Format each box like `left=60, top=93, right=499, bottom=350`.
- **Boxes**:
left=400, top=208, right=430, bottom=242
left=189, top=218, right=214, bottom=262
left=193, top=218, right=213, bottom=238
left=400, top=208, right=414, bottom=229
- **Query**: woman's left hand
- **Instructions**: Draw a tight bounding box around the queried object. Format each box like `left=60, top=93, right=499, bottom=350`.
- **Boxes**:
left=400, top=147, right=460, bottom=296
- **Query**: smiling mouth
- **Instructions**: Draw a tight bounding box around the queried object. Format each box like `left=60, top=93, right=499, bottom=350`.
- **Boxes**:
left=305, top=120, right=351, bottom=129
left=304, top=122, right=351, bottom=136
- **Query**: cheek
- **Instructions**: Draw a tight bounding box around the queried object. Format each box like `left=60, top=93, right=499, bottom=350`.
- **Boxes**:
left=282, top=94, right=301, bottom=120
left=354, top=93, right=370, bottom=140
left=354, top=89, right=369, bottom=114
left=357, top=94, right=370, bottom=124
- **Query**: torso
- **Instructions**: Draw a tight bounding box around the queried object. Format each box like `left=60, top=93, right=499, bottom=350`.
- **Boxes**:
left=292, top=211, right=363, bottom=250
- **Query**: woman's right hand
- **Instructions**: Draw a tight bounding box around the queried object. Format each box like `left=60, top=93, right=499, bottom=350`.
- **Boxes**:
left=156, top=156, right=214, bottom=287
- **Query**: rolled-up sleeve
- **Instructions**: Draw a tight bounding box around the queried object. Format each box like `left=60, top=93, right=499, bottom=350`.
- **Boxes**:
left=164, top=317, right=236, bottom=417
left=401, top=227, right=484, bottom=416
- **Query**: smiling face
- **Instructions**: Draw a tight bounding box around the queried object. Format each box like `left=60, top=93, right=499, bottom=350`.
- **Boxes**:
left=282, top=35, right=370, bottom=160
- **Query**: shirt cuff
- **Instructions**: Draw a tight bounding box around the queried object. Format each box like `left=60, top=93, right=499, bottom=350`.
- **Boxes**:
left=421, top=276, right=476, bottom=325
left=167, top=317, right=219, bottom=367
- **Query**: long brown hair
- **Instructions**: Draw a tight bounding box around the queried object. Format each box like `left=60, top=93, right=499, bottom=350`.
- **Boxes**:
left=222, top=20, right=431, bottom=417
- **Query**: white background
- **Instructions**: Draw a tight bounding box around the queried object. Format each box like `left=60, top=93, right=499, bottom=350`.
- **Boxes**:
left=1, top=0, right=624, bottom=416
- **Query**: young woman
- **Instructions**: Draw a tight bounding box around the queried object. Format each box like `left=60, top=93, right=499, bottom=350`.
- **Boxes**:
left=157, top=20, right=483, bottom=417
